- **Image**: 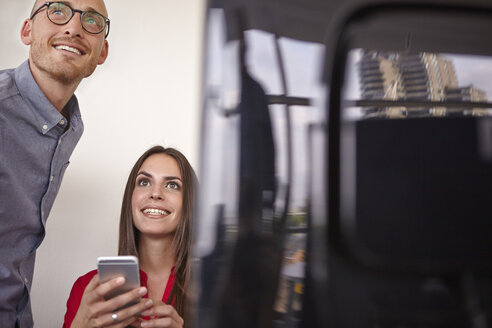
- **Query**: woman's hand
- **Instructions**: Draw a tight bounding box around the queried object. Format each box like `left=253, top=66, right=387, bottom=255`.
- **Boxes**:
left=70, top=274, right=154, bottom=328
left=136, top=301, right=184, bottom=328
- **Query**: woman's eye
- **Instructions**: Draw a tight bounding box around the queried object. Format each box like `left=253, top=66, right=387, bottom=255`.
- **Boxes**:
left=137, top=178, right=150, bottom=187
left=166, top=182, right=180, bottom=190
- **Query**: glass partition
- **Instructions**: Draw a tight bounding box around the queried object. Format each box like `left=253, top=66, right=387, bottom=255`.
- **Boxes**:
left=194, top=7, right=326, bottom=328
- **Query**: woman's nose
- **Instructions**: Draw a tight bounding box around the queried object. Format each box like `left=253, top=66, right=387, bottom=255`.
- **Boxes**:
left=150, top=188, right=163, bottom=200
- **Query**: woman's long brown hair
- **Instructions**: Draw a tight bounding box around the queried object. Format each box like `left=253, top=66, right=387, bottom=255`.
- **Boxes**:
left=118, top=146, right=196, bottom=318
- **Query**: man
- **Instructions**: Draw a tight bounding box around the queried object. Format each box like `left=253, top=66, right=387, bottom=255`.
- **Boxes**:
left=0, top=0, right=109, bottom=326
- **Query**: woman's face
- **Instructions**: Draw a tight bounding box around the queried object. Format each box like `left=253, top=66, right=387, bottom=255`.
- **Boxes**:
left=131, top=153, right=183, bottom=238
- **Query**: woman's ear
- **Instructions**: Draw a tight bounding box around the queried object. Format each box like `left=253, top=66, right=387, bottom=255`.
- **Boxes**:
left=20, top=19, right=33, bottom=46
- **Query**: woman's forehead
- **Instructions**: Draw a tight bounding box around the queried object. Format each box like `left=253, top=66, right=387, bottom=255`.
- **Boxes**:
left=140, top=154, right=182, bottom=178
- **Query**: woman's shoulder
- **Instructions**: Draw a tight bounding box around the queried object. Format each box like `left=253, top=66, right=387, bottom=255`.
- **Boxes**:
left=78, top=269, right=98, bottom=280
left=63, top=270, right=98, bottom=328
left=73, top=269, right=98, bottom=289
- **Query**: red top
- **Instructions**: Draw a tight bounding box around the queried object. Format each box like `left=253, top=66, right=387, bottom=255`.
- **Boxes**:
left=63, top=268, right=175, bottom=328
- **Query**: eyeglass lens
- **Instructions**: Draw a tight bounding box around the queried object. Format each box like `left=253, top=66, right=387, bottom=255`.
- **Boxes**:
left=47, top=2, right=106, bottom=34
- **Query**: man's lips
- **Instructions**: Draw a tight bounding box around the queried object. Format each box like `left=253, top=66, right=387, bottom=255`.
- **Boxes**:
left=52, top=41, right=86, bottom=55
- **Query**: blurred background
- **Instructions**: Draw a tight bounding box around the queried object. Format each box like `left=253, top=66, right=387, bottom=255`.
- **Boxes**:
left=193, top=1, right=492, bottom=327
left=0, top=0, right=205, bottom=326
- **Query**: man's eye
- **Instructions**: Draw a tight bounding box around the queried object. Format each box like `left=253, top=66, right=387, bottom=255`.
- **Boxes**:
left=83, top=13, right=104, bottom=27
left=51, top=9, right=65, bottom=16
left=84, top=15, right=100, bottom=26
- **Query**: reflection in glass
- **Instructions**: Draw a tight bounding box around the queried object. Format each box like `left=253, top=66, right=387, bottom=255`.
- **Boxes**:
left=343, top=49, right=492, bottom=120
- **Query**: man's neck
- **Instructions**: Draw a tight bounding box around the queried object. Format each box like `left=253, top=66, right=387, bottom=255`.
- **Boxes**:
left=28, top=61, right=81, bottom=114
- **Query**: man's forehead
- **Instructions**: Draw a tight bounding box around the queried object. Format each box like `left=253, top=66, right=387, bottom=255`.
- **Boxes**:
left=70, top=0, right=108, bottom=16
left=34, top=0, right=108, bottom=17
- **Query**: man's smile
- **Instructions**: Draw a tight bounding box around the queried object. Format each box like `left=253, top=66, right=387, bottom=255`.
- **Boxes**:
left=54, top=44, right=83, bottom=55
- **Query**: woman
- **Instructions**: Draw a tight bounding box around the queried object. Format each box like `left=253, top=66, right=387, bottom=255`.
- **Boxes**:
left=63, top=146, right=196, bottom=328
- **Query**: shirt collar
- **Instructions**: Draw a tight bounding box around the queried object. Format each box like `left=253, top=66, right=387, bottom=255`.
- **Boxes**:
left=14, top=60, right=82, bottom=135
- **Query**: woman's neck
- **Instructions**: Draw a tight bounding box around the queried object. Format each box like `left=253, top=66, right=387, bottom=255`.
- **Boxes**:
left=138, top=236, right=176, bottom=302
left=138, top=235, right=175, bottom=276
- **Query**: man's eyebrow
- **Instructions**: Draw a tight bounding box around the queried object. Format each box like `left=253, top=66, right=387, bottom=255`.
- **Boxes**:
left=61, top=1, right=103, bottom=14
left=59, top=1, right=73, bottom=8
left=85, top=6, right=103, bottom=14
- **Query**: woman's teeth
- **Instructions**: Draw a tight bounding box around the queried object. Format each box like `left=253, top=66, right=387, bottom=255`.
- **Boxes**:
left=143, top=208, right=169, bottom=215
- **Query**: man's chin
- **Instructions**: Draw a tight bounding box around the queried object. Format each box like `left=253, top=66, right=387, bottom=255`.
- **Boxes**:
left=54, top=73, right=84, bottom=85
left=45, top=62, right=87, bottom=84
left=47, top=67, right=82, bottom=84
left=32, top=54, right=97, bottom=85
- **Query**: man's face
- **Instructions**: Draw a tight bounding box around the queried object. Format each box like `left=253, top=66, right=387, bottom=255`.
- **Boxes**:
left=21, top=0, right=109, bottom=85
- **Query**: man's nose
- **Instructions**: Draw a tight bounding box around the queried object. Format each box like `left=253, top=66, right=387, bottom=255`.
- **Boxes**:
left=63, top=12, right=84, bottom=37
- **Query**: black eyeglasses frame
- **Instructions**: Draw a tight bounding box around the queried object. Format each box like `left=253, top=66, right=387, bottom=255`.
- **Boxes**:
left=30, top=1, right=110, bottom=39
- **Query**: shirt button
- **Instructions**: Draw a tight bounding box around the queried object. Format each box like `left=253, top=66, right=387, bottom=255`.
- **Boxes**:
left=58, top=139, right=62, bottom=145
left=24, top=277, right=28, bottom=284
left=50, top=175, right=54, bottom=182
left=59, top=119, right=65, bottom=125
left=42, top=124, right=48, bottom=130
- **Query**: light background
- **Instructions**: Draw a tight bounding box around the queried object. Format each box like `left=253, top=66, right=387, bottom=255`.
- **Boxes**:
left=0, top=0, right=205, bottom=326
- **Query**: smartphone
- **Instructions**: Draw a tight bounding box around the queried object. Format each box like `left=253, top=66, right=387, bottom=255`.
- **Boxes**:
left=97, top=256, right=141, bottom=307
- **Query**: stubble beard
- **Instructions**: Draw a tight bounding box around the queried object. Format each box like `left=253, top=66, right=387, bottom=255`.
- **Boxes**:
left=30, top=38, right=99, bottom=85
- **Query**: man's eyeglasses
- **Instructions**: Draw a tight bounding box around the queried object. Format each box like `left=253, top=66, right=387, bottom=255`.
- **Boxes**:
left=30, top=2, right=110, bottom=38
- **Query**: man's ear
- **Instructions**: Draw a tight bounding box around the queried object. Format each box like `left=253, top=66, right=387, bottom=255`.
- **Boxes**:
left=98, top=40, right=109, bottom=65
left=20, top=19, right=33, bottom=46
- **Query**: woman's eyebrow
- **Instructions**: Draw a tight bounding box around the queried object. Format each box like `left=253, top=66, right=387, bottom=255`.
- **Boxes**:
left=136, top=171, right=152, bottom=178
left=137, top=172, right=181, bottom=181
left=165, top=176, right=182, bottom=182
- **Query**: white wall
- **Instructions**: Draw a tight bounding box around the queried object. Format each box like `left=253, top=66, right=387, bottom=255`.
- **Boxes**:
left=0, top=0, right=205, bottom=326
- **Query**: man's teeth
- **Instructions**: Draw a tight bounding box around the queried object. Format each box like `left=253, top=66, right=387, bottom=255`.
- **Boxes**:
left=143, top=208, right=169, bottom=215
left=55, top=45, right=81, bottom=55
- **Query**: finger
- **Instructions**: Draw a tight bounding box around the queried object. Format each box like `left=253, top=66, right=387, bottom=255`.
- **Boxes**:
left=140, top=303, right=169, bottom=317
left=125, top=319, right=143, bottom=328
left=83, top=274, right=101, bottom=294
left=114, top=298, right=154, bottom=322
left=142, top=304, right=182, bottom=323
left=99, top=298, right=153, bottom=327
left=94, top=275, right=126, bottom=299
left=140, top=316, right=183, bottom=328
left=95, top=286, right=149, bottom=316
left=85, top=275, right=126, bottom=305
left=150, top=303, right=181, bottom=321
left=106, top=313, right=138, bottom=328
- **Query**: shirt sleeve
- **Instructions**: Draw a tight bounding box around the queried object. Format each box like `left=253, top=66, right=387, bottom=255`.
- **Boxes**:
left=63, top=270, right=97, bottom=328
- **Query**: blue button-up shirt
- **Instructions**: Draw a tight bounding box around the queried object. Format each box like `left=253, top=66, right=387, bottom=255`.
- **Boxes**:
left=0, top=60, right=84, bottom=327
